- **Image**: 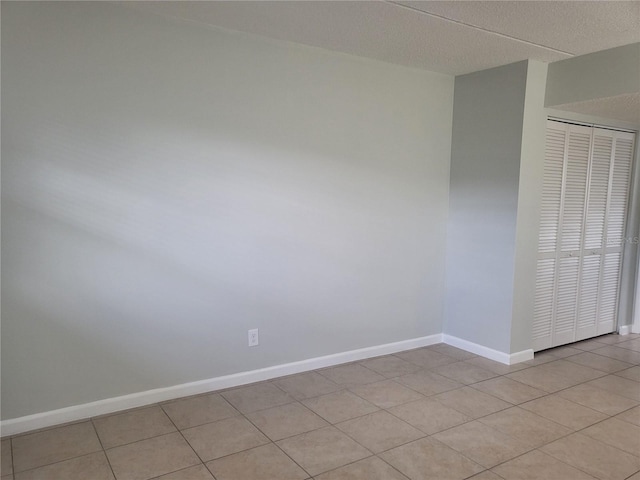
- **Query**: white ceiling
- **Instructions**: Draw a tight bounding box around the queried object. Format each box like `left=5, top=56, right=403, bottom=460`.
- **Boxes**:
left=126, top=1, right=640, bottom=123
left=127, top=1, right=640, bottom=76
left=553, top=92, right=640, bottom=125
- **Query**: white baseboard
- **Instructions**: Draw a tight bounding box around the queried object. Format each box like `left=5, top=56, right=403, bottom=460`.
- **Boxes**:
left=442, top=334, right=533, bottom=365
left=633, top=324, right=640, bottom=334
left=618, top=324, right=632, bottom=335
left=1, top=333, right=442, bottom=437
left=508, top=348, right=535, bottom=364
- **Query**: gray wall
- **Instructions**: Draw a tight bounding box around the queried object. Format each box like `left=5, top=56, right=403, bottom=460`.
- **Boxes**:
left=511, top=61, right=548, bottom=353
left=546, top=43, right=640, bottom=107
left=444, top=62, right=528, bottom=353
left=620, top=134, right=640, bottom=332
left=1, top=3, right=454, bottom=419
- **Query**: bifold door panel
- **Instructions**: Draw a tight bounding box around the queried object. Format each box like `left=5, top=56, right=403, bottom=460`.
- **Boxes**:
left=533, top=121, right=635, bottom=351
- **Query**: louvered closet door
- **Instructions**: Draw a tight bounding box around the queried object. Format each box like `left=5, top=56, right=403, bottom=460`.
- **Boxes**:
left=575, top=130, right=612, bottom=341
left=598, top=131, right=635, bottom=334
left=532, top=121, right=636, bottom=351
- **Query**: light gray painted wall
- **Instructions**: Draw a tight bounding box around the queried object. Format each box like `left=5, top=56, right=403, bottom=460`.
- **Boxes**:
left=444, top=61, right=528, bottom=353
left=511, top=61, right=548, bottom=353
left=1, top=2, right=454, bottom=419
left=545, top=43, right=640, bottom=107
left=620, top=138, right=640, bottom=332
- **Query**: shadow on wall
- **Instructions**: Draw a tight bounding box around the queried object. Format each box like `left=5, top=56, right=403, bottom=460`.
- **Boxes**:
left=1, top=1, right=452, bottom=419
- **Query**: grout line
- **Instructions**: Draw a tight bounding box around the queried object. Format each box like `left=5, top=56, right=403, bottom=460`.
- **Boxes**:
left=160, top=405, right=213, bottom=477
left=9, top=450, right=106, bottom=478
left=10, top=342, right=638, bottom=479
left=307, top=453, right=377, bottom=479
left=376, top=453, right=416, bottom=480
left=89, top=418, right=117, bottom=480
left=212, top=404, right=314, bottom=478
left=9, top=437, right=14, bottom=479
left=146, top=463, right=210, bottom=480
left=384, top=0, right=575, bottom=56
left=271, top=437, right=315, bottom=479
left=418, top=375, right=613, bottom=478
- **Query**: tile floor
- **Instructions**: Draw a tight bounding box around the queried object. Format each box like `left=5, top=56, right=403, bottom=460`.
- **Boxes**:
left=2, top=333, right=640, bottom=480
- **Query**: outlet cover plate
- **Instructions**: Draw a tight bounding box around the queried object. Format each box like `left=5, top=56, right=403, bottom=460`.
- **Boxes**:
left=248, top=329, right=259, bottom=347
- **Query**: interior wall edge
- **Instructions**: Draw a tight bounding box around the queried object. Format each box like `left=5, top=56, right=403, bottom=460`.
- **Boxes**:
left=442, top=334, right=533, bottom=365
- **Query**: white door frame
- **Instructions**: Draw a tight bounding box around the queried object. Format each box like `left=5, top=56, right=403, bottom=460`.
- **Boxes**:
left=633, top=245, right=640, bottom=333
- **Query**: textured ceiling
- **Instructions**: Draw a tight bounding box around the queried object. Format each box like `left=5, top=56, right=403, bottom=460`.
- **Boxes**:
left=125, top=1, right=640, bottom=123
left=127, top=1, right=640, bottom=75
left=553, top=93, right=640, bottom=125
left=398, top=1, right=640, bottom=57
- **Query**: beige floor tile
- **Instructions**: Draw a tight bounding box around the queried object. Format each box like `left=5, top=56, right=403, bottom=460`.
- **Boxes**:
left=314, top=456, right=409, bottom=480
left=431, top=362, right=498, bottom=385
left=380, top=437, right=484, bottom=480
left=463, top=357, right=530, bottom=375
left=153, top=464, right=214, bottom=479
left=618, top=338, right=640, bottom=352
left=388, top=398, right=471, bottom=435
left=433, top=421, right=531, bottom=469
left=520, top=395, right=607, bottom=430
left=428, top=344, right=477, bottom=360
left=591, top=346, right=640, bottom=365
left=431, top=387, right=511, bottom=419
left=565, top=352, right=633, bottom=373
left=245, top=402, right=328, bottom=441
left=471, top=377, right=546, bottom=404
left=1, top=440, right=11, bottom=476
left=349, top=380, right=424, bottom=409
left=616, top=406, right=640, bottom=426
left=302, top=391, right=379, bottom=424
left=479, top=407, right=571, bottom=448
left=558, top=383, right=638, bottom=415
left=538, top=360, right=606, bottom=383
left=274, top=372, right=342, bottom=400
left=545, top=345, right=583, bottom=359
left=541, top=433, right=640, bottom=480
left=467, top=471, right=504, bottom=480
left=161, top=393, right=238, bottom=430
left=573, top=338, right=610, bottom=351
left=592, top=334, right=630, bottom=345
left=359, top=356, right=422, bottom=378
left=106, top=432, right=200, bottom=480
left=616, top=366, right=640, bottom=382
left=206, top=443, right=307, bottom=480
left=491, top=449, right=596, bottom=480
left=276, top=426, right=371, bottom=477
left=317, top=364, right=385, bottom=387
left=506, top=365, right=582, bottom=392
left=221, top=382, right=294, bottom=414
left=14, top=452, right=113, bottom=480
left=12, top=422, right=102, bottom=473
left=521, top=351, right=559, bottom=367
left=182, top=416, right=269, bottom=461
left=581, top=417, right=640, bottom=457
left=336, top=410, right=424, bottom=453
left=93, top=406, right=176, bottom=449
left=395, top=371, right=462, bottom=396
left=587, top=375, right=640, bottom=401
left=395, top=348, right=459, bottom=369
left=626, top=472, right=640, bottom=480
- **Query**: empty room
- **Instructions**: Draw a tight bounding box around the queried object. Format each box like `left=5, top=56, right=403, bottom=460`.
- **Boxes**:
left=1, top=1, right=640, bottom=479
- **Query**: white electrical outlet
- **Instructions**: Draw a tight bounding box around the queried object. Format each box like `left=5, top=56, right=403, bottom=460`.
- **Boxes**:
left=248, top=329, right=259, bottom=347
